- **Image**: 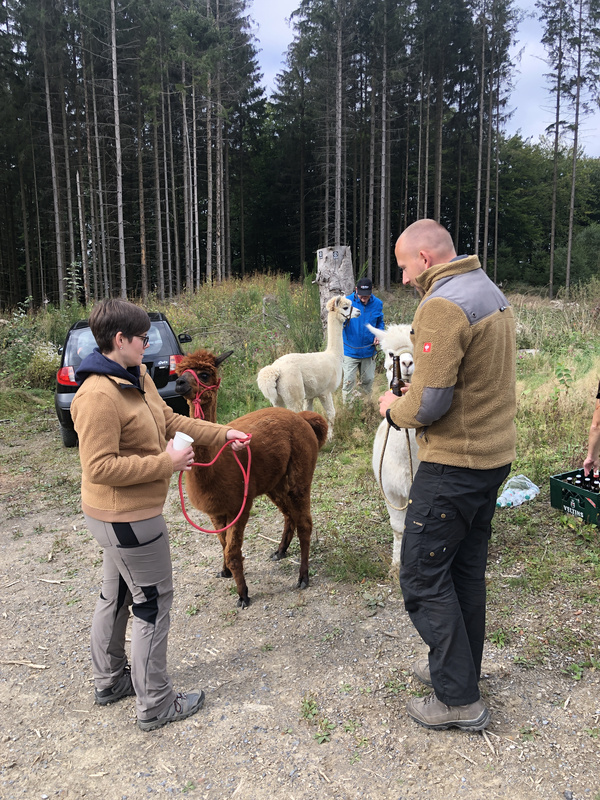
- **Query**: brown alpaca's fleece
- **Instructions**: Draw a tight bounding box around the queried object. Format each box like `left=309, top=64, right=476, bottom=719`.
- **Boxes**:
left=175, top=350, right=328, bottom=608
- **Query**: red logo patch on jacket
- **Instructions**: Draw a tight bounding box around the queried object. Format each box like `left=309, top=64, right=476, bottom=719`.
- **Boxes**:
left=423, top=342, right=432, bottom=353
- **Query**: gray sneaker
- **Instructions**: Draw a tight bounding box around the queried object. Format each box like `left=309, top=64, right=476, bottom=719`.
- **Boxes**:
left=413, top=658, right=433, bottom=688
left=94, top=666, right=136, bottom=706
left=407, top=693, right=490, bottom=731
left=137, top=690, right=205, bottom=732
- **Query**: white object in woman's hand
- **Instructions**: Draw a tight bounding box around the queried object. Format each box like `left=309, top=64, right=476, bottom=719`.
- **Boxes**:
left=167, top=438, right=194, bottom=471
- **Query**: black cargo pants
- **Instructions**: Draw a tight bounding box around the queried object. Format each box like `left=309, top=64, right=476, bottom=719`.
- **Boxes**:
left=400, top=461, right=510, bottom=707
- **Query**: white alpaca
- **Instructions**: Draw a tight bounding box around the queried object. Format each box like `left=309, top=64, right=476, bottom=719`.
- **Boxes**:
left=367, top=323, right=420, bottom=568
left=257, top=295, right=360, bottom=440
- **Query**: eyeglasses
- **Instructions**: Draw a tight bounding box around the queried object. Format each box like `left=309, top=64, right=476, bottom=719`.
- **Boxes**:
left=134, top=334, right=150, bottom=347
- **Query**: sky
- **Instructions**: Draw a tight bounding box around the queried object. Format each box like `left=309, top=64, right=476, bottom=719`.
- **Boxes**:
left=248, top=0, right=600, bottom=158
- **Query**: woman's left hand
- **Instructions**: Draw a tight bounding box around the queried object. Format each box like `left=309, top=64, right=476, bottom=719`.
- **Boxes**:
left=227, top=429, right=251, bottom=451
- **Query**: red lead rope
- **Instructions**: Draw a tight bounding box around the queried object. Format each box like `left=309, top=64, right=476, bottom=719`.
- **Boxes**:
left=178, top=438, right=252, bottom=534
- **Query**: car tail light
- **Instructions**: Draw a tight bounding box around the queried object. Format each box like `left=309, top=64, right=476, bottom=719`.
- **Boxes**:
left=169, top=354, right=184, bottom=376
left=57, top=366, right=78, bottom=386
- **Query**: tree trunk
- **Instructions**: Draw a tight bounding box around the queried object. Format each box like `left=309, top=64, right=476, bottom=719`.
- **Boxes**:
left=367, top=83, right=375, bottom=278
left=192, top=82, right=201, bottom=287
left=91, top=59, right=109, bottom=295
left=160, top=83, right=173, bottom=298
left=474, top=3, right=487, bottom=258
left=166, top=81, right=181, bottom=294
left=378, top=11, right=388, bottom=291
left=137, top=105, right=148, bottom=302
left=76, top=170, right=90, bottom=305
left=206, top=73, right=213, bottom=284
left=181, top=61, right=192, bottom=289
left=42, top=33, right=65, bottom=306
left=334, top=0, right=343, bottom=247
left=111, top=0, right=127, bottom=297
left=154, top=110, right=165, bottom=301
left=566, top=0, right=584, bottom=299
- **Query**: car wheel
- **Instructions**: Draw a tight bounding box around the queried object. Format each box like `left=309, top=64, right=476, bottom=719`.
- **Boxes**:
left=60, top=425, right=79, bottom=448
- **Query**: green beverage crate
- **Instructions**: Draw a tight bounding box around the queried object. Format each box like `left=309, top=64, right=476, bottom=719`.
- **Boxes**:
left=549, top=470, right=600, bottom=525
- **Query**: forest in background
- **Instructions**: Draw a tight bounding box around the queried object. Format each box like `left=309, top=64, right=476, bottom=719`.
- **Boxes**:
left=1, top=0, right=599, bottom=310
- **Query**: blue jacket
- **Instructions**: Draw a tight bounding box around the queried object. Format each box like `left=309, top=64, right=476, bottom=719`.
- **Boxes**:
left=342, top=292, right=384, bottom=359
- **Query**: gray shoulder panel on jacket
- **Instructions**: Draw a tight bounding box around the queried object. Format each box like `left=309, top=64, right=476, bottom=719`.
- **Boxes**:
left=422, top=270, right=509, bottom=325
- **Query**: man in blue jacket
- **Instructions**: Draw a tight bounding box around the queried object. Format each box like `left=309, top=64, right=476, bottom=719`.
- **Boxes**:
left=342, top=278, right=384, bottom=403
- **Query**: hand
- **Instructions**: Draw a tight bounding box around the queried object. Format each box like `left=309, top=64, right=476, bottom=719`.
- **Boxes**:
left=378, top=389, right=401, bottom=418
left=166, top=439, right=195, bottom=472
left=227, top=429, right=251, bottom=451
left=583, top=455, right=599, bottom=477
left=373, top=337, right=379, bottom=345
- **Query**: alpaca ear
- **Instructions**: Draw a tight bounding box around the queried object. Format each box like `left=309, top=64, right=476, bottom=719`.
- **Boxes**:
left=215, top=350, right=234, bottom=367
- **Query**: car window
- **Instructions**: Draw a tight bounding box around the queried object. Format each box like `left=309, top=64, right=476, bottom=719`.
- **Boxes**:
left=65, top=328, right=97, bottom=367
left=144, top=323, right=178, bottom=358
left=144, top=325, right=167, bottom=357
left=64, top=321, right=178, bottom=368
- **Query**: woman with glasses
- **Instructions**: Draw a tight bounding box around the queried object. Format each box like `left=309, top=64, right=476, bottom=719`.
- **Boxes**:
left=71, top=298, right=249, bottom=731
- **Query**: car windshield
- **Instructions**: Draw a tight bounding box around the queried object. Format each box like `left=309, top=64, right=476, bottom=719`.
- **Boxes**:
left=64, top=322, right=175, bottom=368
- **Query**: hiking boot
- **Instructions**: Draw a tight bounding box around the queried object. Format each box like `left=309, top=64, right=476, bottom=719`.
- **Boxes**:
left=406, top=693, right=490, bottom=731
left=94, top=666, right=136, bottom=706
left=137, top=690, right=205, bottom=732
left=413, top=658, right=433, bottom=688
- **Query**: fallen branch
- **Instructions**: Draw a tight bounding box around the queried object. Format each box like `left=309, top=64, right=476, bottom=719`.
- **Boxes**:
left=256, top=532, right=279, bottom=545
left=38, top=578, right=67, bottom=584
left=482, top=729, right=496, bottom=755
left=454, top=748, right=476, bottom=765
left=1, top=660, right=48, bottom=669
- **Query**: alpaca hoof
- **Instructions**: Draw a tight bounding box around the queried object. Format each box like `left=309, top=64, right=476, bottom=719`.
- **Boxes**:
left=217, top=568, right=232, bottom=578
left=296, top=577, right=309, bottom=590
left=271, top=549, right=287, bottom=562
left=237, top=596, right=250, bottom=609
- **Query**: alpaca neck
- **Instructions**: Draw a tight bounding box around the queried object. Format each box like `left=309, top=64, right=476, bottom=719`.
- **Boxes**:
left=325, top=312, right=344, bottom=356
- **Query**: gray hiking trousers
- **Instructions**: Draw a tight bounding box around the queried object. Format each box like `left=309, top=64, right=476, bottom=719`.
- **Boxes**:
left=85, top=513, right=177, bottom=720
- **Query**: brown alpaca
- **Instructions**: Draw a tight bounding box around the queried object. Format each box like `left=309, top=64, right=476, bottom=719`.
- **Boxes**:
left=175, top=349, right=328, bottom=608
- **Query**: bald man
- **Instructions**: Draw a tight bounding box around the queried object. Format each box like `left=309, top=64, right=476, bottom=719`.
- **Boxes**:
left=378, top=219, right=517, bottom=731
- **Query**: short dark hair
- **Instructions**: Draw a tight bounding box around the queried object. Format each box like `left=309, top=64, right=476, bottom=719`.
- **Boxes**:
left=88, top=299, right=151, bottom=354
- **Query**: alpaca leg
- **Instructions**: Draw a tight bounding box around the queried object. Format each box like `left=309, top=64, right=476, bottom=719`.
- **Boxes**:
left=271, top=515, right=296, bottom=561
left=294, top=512, right=313, bottom=589
left=215, top=526, right=232, bottom=578
left=318, top=393, right=335, bottom=440
left=305, top=398, right=314, bottom=411
left=388, top=507, right=407, bottom=574
left=390, top=528, right=403, bottom=572
left=222, top=513, right=251, bottom=608
left=274, top=489, right=313, bottom=589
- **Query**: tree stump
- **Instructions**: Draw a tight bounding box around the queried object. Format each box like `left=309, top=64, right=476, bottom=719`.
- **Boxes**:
left=315, top=246, right=355, bottom=329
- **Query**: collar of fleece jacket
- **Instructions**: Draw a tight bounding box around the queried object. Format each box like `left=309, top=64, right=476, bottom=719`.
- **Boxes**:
left=416, top=254, right=481, bottom=295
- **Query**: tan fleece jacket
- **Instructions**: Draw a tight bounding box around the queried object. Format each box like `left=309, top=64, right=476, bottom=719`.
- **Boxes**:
left=71, top=365, right=229, bottom=522
left=387, top=255, right=517, bottom=470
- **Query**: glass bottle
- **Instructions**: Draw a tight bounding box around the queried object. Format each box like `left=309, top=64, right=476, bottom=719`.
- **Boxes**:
left=390, top=356, right=405, bottom=397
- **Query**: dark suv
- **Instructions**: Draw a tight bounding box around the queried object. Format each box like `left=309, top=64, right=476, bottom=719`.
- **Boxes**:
left=55, top=312, right=193, bottom=447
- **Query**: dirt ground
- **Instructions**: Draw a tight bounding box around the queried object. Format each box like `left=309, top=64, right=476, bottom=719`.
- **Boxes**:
left=1, top=415, right=599, bottom=800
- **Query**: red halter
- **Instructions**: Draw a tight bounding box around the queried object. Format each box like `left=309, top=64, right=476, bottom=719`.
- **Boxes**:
left=180, top=368, right=221, bottom=419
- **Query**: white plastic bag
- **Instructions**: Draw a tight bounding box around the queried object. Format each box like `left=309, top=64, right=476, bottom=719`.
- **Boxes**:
left=496, top=474, right=540, bottom=508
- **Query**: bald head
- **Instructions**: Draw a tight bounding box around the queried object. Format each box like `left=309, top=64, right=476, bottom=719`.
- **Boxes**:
left=395, top=219, right=457, bottom=287
left=398, top=220, right=456, bottom=263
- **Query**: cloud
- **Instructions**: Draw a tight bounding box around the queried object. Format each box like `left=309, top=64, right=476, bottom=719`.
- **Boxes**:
left=248, top=0, right=600, bottom=157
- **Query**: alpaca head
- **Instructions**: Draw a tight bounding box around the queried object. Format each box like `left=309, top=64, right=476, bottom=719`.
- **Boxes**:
left=367, top=323, right=414, bottom=384
left=326, top=295, right=361, bottom=323
left=175, top=349, right=233, bottom=419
